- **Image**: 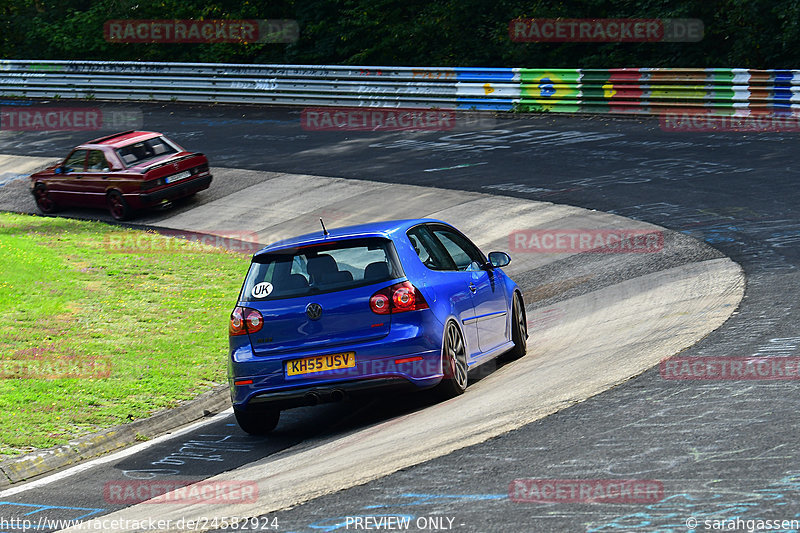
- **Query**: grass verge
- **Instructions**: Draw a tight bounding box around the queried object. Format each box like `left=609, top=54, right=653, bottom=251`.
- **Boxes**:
left=0, top=213, right=249, bottom=457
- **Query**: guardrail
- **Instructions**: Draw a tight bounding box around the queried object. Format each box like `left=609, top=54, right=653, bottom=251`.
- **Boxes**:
left=0, top=60, right=798, bottom=114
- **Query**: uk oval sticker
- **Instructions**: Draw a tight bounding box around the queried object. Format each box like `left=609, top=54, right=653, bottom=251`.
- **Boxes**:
left=252, top=282, right=274, bottom=298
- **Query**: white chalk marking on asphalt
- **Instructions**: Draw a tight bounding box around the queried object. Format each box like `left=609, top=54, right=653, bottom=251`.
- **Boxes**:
left=422, top=162, right=488, bottom=172
left=0, top=408, right=233, bottom=498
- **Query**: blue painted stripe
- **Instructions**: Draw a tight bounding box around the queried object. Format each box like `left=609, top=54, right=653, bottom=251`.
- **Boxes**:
left=455, top=67, right=515, bottom=82
left=456, top=101, right=514, bottom=111
left=773, top=87, right=793, bottom=102
left=772, top=70, right=794, bottom=83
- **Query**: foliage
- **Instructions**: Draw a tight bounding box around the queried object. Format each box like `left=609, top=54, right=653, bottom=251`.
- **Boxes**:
left=0, top=2, right=798, bottom=73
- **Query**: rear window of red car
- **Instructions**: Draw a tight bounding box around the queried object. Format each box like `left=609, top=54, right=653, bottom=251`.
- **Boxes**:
left=116, top=136, right=179, bottom=168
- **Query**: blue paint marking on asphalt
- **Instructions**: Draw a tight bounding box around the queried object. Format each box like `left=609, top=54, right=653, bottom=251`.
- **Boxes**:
left=362, top=492, right=507, bottom=509
left=0, top=100, right=33, bottom=106
left=0, top=174, right=25, bottom=188
left=587, top=472, right=800, bottom=532
left=0, top=500, right=105, bottom=518
left=0, top=501, right=105, bottom=531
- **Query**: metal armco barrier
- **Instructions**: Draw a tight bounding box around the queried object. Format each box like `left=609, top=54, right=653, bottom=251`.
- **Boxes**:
left=0, top=60, right=798, bottom=114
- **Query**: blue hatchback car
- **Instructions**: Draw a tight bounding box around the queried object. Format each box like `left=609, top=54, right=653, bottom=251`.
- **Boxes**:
left=228, top=219, right=527, bottom=434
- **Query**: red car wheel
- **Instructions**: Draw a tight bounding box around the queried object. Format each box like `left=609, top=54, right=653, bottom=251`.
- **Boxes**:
left=107, top=191, right=132, bottom=221
left=33, top=184, right=58, bottom=214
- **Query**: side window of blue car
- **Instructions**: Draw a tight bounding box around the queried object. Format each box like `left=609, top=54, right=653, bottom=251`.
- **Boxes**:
left=407, top=225, right=457, bottom=271
left=430, top=228, right=485, bottom=271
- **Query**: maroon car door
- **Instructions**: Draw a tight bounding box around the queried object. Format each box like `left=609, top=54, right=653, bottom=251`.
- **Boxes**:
left=51, top=149, right=88, bottom=205
left=81, top=150, right=115, bottom=207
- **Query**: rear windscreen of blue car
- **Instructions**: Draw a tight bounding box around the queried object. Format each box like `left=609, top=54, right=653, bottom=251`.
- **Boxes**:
left=240, top=237, right=404, bottom=301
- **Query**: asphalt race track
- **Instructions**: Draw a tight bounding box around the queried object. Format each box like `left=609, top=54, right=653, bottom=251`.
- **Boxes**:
left=0, top=102, right=799, bottom=532
left=0, top=160, right=741, bottom=533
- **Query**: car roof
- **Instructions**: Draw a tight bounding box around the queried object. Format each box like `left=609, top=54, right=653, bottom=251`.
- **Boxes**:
left=81, top=131, right=162, bottom=149
left=254, top=218, right=447, bottom=257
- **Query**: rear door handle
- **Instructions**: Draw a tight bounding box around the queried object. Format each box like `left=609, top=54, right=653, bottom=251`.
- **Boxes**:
left=469, top=283, right=477, bottom=294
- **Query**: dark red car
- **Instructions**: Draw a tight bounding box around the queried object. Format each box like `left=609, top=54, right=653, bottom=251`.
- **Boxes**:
left=29, top=130, right=212, bottom=220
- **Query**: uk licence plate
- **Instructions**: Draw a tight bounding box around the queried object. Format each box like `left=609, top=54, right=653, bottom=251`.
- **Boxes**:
left=165, top=170, right=191, bottom=183
left=286, top=352, right=356, bottom=376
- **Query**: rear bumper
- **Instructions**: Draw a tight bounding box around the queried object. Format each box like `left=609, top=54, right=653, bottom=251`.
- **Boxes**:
left=229, top=346, right=443, bottom=409
left=228, top=294, right=452, bottom=409
left=135, top=174, right=212, bottom=207
left=228, top=314, right=446, bottom=409
left=244, top=377, right=419, bottom=410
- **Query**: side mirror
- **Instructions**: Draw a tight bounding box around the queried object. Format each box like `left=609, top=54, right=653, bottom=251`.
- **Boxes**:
left=55, top=166, right=71, bottom=175
left=487, top=251, right=511, bottom=268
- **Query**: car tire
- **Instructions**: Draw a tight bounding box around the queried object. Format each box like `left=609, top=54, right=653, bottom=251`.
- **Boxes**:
left=234, top=405, right=280, bottom=435
left=434, top=321, right=469, bottom=399
left=32, top=184, right=59, bottom=214
left=107, top=190, right=132, bottom=221
left=501, top=292, right=528, bottom=362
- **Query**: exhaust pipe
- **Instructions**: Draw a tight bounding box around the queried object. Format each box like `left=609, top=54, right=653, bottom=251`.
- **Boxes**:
left=304, top=391, right=321, bottom=405
left=330, top=389, right=346, bottom=402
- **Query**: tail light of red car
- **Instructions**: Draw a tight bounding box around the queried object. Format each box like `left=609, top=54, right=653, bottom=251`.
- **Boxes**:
left=230, top=306, right=264, bottom=336
left=191, top=163, right=209, bottom=175
left=141, top=178, right=165, bottom=191
left=370, top=281, right=429, bottom=315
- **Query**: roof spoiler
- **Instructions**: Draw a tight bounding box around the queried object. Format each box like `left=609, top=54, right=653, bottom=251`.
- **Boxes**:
left=143, top=153, right=200, bottom=172
left=86, top=130, right=137, bottom=144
